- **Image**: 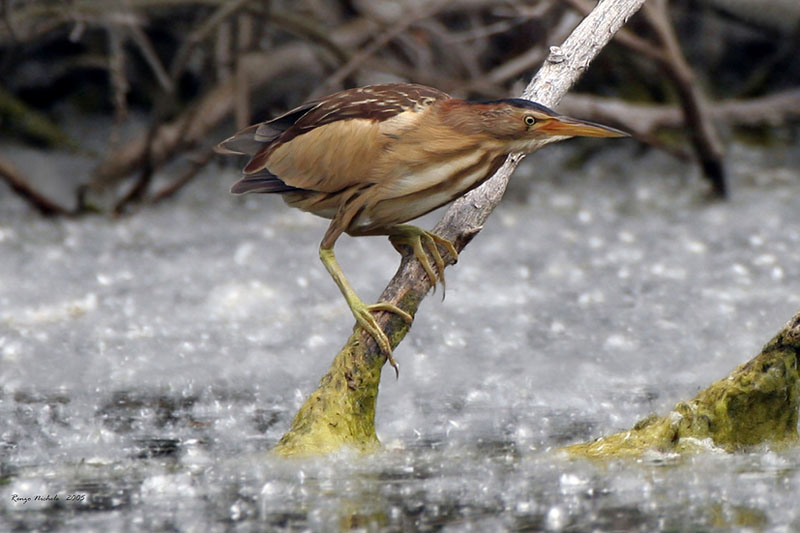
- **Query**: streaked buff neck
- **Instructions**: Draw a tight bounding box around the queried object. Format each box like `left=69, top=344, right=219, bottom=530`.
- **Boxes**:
left=435, top=99, right=516, bottom=136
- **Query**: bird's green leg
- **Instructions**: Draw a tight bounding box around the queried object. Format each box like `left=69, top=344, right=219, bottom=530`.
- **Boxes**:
left=389, top=225, right=459, bottom=292
left=319, top=247, right=412, bottom=375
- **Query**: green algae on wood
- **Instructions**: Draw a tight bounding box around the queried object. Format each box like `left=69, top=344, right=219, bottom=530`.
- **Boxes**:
left=272, top=332, right=383, bottom=457
left=272, top=286, right=421, bottom=458
left=564, top=312, right=800, bottom=459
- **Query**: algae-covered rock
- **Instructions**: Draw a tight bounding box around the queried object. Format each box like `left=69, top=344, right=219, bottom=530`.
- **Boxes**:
left=565, top=313, right=800, bottom=458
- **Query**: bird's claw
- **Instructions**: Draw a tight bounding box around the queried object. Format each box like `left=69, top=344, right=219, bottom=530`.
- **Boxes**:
left=390, top=226, right=459, bottom=297
left=368, top=302, right=413, bottom=324
left=352, top=301, right=413, bottom=378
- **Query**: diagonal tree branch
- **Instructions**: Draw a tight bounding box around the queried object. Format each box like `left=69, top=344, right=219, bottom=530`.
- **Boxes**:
left=273, top=0, right=647, bottom=457
left=0, top=155, right=74, bottom=216
left=641, top=0, right=728, bottom=197
left=564, top=0, right=728, bottom=197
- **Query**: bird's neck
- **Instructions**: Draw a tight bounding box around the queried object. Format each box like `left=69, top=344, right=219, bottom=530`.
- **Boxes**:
left=437, top=99, right=504, bottom=136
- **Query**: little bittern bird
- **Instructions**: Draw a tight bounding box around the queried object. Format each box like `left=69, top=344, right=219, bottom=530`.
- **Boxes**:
left=217, top=83, right=626, bottom=373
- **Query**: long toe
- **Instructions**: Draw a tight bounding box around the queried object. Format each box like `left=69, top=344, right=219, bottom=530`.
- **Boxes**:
left=409, top=237, right=440, bottom=288
left=354, top=308, right=400, bottom=377
left=368, top=302, right=413, bottom=324
left=431, top=233, right=458, bottom=264
left=355, top=307, right=393, bottom=355
left=420, top=233, right=446, bottom=286
left=390, top=226, right=458, bottom=292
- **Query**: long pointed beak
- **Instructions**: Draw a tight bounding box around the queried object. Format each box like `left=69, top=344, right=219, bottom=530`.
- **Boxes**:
left=540, top=115, right=628, bottom=138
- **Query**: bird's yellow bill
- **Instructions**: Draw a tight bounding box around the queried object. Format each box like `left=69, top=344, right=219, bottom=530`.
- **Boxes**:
left=541, top=116, right=628, bottom=138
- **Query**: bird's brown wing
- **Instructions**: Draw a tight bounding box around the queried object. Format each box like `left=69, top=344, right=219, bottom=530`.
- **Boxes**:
left=215, top=101, right=320, bottom=156
left=228, top=84, right=451, bottom=194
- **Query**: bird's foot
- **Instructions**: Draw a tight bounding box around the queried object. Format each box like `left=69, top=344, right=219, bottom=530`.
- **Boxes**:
left=389, top=225, right=458, bottom=294
left=350, top=300, right=413, bottom=378
left=320, top=245, right=414, bottom=377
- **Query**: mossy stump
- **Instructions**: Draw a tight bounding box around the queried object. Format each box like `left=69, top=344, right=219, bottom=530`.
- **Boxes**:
left=272, top=285, right=421, bottom=457
left=272, top=332, right=383, bottom=457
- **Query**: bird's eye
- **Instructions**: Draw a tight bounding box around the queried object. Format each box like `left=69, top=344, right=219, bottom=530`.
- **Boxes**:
left=524, top=115, right=536, bottom=126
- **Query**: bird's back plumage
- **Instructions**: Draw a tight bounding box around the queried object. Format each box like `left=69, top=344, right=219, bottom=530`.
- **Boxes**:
left=219, top=84, right=451, bottom=198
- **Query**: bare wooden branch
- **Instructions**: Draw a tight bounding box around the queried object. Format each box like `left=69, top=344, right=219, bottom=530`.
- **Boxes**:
left=561, top=0, right=670, bottom=63
left=168, top=0, right=252, bottom=83
left=0, top=156, right=73, bottom=216
left=1, top=0, right=18, bottom=42
left=214, top=20, right=233, bottom=82
left=150, top=148, right=215, bottom=204
left=564, top=0, right=728, bottom=196
left=268, top=9, right=352, bottom=66
left=0, top=85, right=79, bottom=151
left=234, top=12, right=255, bottom=129
left=126, top=22, right=174, bottom=92
left=561, top=89, right=800, bottom=134
left=488, top=10, right=582, bottom=86
left=642, top=0, right=728, bottom=197
left=310, top=0, right=451, bottom=99
left=107, top=23, right=129, bottom=148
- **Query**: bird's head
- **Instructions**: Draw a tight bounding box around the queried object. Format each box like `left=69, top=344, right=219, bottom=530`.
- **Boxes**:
left=440, top=98, right=628, bottom=153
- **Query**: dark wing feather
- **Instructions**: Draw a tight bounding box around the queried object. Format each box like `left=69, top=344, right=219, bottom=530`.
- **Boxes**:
left=230, top=169, right=303, bottom=195
left=215, top=101, right=321, bottom=156
left=214, top=124, right=262, bottom=155
left=253, top=101, right=322, bottom=144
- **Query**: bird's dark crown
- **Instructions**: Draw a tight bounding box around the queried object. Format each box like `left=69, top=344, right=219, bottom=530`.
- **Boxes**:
left=469, top=98, right=560, bottom=116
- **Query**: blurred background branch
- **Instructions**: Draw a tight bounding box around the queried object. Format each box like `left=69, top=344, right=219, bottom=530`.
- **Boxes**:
left=1, top=0, right=799, bottom=214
